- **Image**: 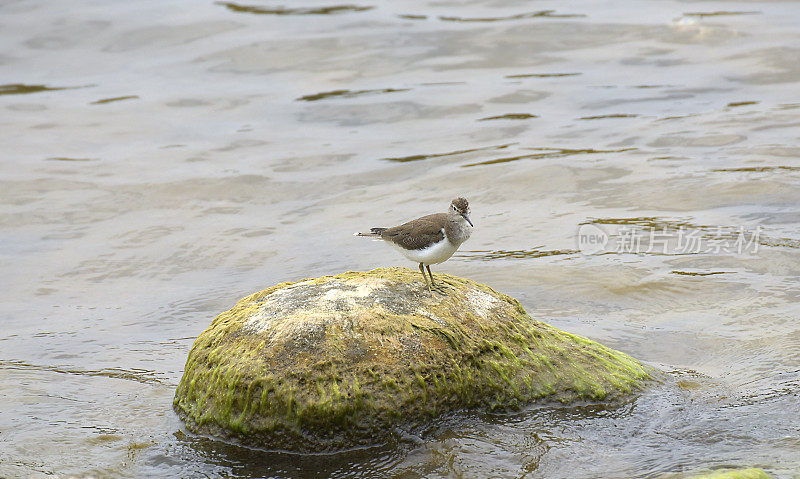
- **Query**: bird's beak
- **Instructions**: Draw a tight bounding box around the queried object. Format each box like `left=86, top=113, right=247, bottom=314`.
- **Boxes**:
left=463, top=214, right=473, bottom=227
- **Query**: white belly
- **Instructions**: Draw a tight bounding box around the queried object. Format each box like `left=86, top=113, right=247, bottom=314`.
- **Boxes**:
left=390, top=236, right=459, bottom=265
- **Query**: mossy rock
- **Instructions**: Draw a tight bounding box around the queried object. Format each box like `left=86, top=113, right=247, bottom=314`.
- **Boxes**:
left=688, top=469, right=771, bottom=479
left=173, top=267, right=652, bottom=451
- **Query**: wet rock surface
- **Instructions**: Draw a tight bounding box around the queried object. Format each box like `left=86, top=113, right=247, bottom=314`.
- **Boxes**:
left=686, top=468, right=771, bottom=479
left=173, top=267, right=652, bottom=451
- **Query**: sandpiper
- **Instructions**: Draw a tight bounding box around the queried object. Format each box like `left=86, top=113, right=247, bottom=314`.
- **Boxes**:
left=356, top=197, right=473, bottom=293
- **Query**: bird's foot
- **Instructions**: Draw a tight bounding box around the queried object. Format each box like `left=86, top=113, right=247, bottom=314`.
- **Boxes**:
left=421, top=280, right=444, bottom=296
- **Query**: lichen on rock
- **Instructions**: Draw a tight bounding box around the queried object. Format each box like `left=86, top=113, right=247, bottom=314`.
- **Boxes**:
left=173, top=267, right=653, bottom=451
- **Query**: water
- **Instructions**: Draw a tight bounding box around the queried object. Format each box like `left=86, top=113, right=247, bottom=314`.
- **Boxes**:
left=1, top=0, right=799, bottom=477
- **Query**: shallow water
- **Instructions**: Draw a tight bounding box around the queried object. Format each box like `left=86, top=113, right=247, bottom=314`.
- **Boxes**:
left=1, top=0, right=799, bottom=477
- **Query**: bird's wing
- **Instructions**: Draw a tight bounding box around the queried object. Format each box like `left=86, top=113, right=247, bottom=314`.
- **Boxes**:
left=380, top=213, right=446, bottom=250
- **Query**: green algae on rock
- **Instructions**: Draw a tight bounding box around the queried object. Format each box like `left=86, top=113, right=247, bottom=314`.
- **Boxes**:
left=173, top=267, right=652, bottom=451
left=687, top=469, right=771, bottom=479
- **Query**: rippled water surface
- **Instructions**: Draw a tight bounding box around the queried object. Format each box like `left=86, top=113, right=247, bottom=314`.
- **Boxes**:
left=2, top=0, right=799, bottom=477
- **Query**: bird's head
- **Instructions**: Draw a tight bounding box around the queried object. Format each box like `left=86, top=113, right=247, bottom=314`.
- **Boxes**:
left=449, top=197, right=473, bottom=227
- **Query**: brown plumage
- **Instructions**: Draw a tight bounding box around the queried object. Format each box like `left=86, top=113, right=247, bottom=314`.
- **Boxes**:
left=356, top=198, right=473, bottom=294
left=373, top=213, right=447, bottom=250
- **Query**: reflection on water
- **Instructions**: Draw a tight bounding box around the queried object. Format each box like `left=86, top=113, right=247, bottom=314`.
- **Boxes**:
left=297, top=88, right=410, bottom=102
left=0, top=359, right=169, bottom=386
left=217, top=3, right=374, bottom=16
left=505, top=73, right=581, bottom=78
left=438, top=10, right=585, bottom=22
left=1, top=0, right=800, bottom=477
left=478, top=113, right=538, bottom=121
left=683, top=11, right=761, bottom=18
left=462, top=147, right=635, bottom=167
left=0, top=83, right=72, bottom=95
left=670, top=270, right=733, bottom=276
left=457, top=248, right=576, bottom=261
left=714, top=166, right=800, bottom=172
left=91, top=95, right=139, bottom=105
left=727, top=101, right=758, bottom=108
left=578, top=113, right=638, bottom=120
left=380, top=143, right=514, bottom=163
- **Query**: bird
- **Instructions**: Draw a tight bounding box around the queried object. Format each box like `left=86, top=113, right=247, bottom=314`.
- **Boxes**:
left=356, top=197, right=473, bottom=293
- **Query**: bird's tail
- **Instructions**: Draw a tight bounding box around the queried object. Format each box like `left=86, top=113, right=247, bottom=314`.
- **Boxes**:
left=354, top=227, right=386, bottom=238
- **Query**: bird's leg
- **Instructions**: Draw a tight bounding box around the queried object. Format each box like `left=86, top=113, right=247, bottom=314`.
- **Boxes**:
left=426, top=265, right=444, bottom=293
left=419, top=262, right=432, bottom=294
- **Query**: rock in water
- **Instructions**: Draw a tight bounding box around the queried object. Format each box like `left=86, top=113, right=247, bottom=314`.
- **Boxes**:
left=173, top=267, right=651, bottom=451
left=688, top=469, right=771, bottom=479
